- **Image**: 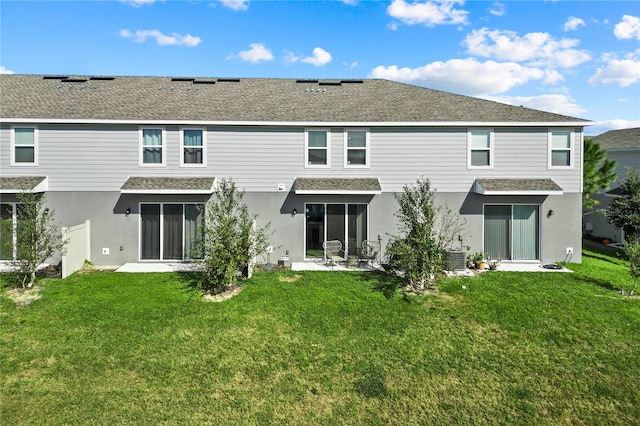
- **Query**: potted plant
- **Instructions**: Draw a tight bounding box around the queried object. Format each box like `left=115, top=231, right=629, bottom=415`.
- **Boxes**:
left=488, top=259, right=500, bottom=270
left=473, top=252, right=486, bottom=270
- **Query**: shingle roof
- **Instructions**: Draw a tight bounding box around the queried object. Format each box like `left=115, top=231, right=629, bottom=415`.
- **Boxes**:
left=0, top=176, right=47, bottom=192
left=474, top=179, right=563, bottom=195
left=0, top=74, right=590, bottom=124
left=295, top=178, right=382, bottom=194
left=592, top=127, right=640, bottom=150
left=121, top=177, right=215, bottom=193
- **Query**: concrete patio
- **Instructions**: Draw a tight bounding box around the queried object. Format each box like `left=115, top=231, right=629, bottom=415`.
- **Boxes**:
left=113, top=261, right=571, bottom=274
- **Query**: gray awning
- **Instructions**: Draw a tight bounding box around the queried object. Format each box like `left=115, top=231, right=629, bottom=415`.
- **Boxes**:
left=121, top=177, right=216, bottom=194
left=606, top=187, right=622, bottom=198
left=474, top=179, right=563, bottom=195
left=294, top=178, right=382, bottom=195
left=0, top=176, right=48, bottom=193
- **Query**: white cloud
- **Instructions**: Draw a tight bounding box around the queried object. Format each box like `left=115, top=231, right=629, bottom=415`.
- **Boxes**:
left=588, top=50, right=640, bottom=87
left=463, top=28, right=591, bottom=68
left=488, top=2, right=505, bottom=17
left=369, top=58, right=548, bottom=96
left=119, top=0, right=161, bottom=6
left=593, top=119, right=640, bottom=132
left=387, top=0, right=469, bottom=27
left=119, top=29, right=201, bottom=47
left=301, top=48, right=332, bottom=67
left=614, top=15, right=640, bottom=40
left=486, top=94, right=587, bottom=116
left=219, top=0, right=249, bottom=11
left=563, top=17, right=585, bottom=31
left=0, top=66, right=15, bottom=74
left=235, top=43, right=273, bottom=63
left=344, top=61, right=359, bottom=69
left=283, top=51, right=300, bottom=65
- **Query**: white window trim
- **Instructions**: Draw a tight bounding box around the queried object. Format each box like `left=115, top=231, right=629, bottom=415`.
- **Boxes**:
left=343, top=128, right=370, bottom=169
left=305, top=128, right=330, bottom=168
left=139, top=127, right=166, bottom=167
left=180, top=127, right=207, bottom=167
left=548, top=128, right=574, bottom=169
left=467, top=128, right=493, bottom=169
left=11, top=125, right=38, bottom=166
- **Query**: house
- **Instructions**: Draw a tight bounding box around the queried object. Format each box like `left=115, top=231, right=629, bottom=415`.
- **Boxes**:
left=0, top=74, right=592, bottom=268
left=585, top=127, right=640, bottom=243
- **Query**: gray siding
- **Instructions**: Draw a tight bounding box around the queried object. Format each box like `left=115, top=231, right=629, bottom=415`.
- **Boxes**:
left=1, top=124, right=583, bottom=194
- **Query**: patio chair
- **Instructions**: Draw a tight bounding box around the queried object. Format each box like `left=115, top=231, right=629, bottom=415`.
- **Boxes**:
left=359, top=239, right=381, bottom=267
left=323, top=240, right=343, bottom=267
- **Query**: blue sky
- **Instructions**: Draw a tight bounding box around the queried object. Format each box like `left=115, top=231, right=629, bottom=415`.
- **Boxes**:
left=1, top=0, right=639, bottom=135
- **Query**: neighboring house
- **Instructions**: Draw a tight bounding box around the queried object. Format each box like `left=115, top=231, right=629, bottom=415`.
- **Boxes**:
left=0, top=74, right=592, bottom=266
left=586, top=127, right=640, bottom=243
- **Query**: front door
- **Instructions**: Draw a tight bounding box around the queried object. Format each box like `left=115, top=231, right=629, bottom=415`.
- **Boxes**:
left=305, top=203, right=367, bottom=259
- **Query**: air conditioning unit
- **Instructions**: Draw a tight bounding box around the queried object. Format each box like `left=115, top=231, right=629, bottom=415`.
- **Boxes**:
left=447, top=250, right=466, bottom=272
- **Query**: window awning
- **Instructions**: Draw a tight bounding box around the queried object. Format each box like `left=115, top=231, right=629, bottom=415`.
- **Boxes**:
left=121, top=177, right=216, bottom=194
left=294, top=178, right=382, bottom=195
left=0, top=176, right=48, bottom=193
left=474, top=179, right=563, bottom=196
left=606, top=187, right=622, bottom=198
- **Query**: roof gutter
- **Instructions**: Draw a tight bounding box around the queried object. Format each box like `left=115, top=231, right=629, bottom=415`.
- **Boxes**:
left=1, top=118, right=595, bottom=127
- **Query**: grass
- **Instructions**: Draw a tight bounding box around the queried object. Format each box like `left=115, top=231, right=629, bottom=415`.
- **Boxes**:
left=1, top=248, right=639, bottom=425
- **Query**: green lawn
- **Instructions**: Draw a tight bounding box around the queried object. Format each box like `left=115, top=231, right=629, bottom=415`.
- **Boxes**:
left=1, top=248, right=639, bottom=425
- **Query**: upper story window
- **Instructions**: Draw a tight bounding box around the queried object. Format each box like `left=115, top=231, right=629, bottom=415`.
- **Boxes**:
left=181, top=128, right=206, bottom=166
left=468, top=129, right=493, bottom=168
left=549, top=130, right=573, bottom=168
left=140, top=127, right=165, bottom=166
left=11, top=126, right=37, bottom=166
left=344, top=129, right=369, bottom=168
left=305, top=129, right=329, bottom=167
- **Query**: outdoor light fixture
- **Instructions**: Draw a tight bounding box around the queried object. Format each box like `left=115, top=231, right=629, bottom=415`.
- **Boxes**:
left=548, top=209, right=554, bottom=217
left=125, top=208, right=131, bottom=216
left=292, top=208, right=297, bottom=216
left=44, top=208, right=50, bottom=215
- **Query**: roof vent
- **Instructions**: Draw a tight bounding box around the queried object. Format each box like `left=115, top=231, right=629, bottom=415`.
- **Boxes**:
left=319, top=81, right=341, bottom=86
left=43, top=75, right=68, bottom=80
left=171, top=77, right=195, bottom=82
left=192, top=80, right=216, bottom=84
left=296, top=79, right=319, bottom=83
left=63, top=78, right=88, bottom=83
left=90, top=76, right=115, bottom=81
left=217, top=78, right=241, bottom=82
left=341, top=79, right=364, bottom=84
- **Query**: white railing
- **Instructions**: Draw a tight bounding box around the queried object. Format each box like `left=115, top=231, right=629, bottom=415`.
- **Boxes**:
left=61, top=220, right=91, bottom=278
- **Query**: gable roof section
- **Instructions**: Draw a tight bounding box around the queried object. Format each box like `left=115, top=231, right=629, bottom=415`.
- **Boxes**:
left=121, top=177, right=216, bottom=194
left=0, top=176, right=48, bottom=193
left=295, top=178, right=382, bottom=195
left=1, top=74, right=591, bottom=126
left=474, top=179, right=563, bottom=195
left=592, top=127, right=640, bottom=151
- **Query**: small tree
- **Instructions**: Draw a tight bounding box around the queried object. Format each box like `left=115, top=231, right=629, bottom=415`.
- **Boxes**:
left=623, top=237, right=640, bottom=296
left=606, top=169, right=640, bottom=240
left=386, top=178, right=466, bottom=293
left=197, top=178, right=270, bottom=294
left=12, top=191, right=65, bottom=288
left=583, top=138, right=616, bottom=211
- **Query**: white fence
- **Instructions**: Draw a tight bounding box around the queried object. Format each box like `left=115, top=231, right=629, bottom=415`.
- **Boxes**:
left=61, top=220, right=91, bottom=278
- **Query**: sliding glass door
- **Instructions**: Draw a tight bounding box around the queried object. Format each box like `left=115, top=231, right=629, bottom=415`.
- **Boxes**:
left=140, top=203, right=203, bottom=261
left=305, top=203, right=368, bottom=259
left=484, top=204, right=540, bottom=261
